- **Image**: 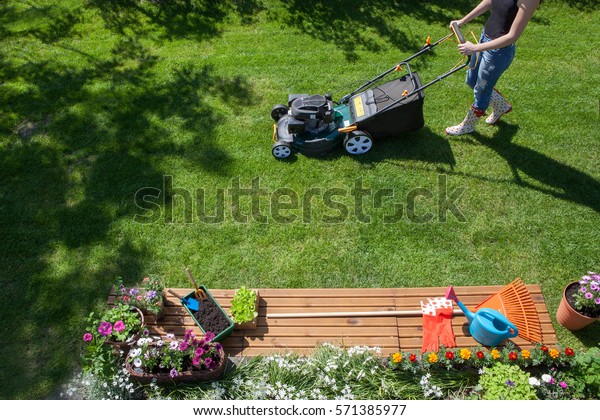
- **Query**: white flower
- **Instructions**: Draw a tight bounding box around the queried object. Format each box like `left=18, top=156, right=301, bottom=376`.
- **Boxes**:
left=529, top=377, right=541, bottom=387
left=133, top=358, right=142, bottom=367
left=169, top=341, right=179, bottom=350
left=541, top=374, right=552, bottom=383
left=129, top=348, right=141, bottom=357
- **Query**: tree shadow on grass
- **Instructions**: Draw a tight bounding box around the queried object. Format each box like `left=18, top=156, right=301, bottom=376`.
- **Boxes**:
left=271, top=0, right=477, bottom=61
left=0, top=7, right=255, bottom=398
left=470, top=123, right=600, bottom=214
left=86, top=0, right=228, bottom=41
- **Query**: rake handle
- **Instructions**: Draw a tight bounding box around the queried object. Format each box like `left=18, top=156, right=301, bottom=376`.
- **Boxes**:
left=268, top=309, right=463, bottom=318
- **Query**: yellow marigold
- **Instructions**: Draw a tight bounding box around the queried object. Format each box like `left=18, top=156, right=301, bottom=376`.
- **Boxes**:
left=459, top=348, right=471, bottom=360
left=491, top=349, right=501, bottom=359
left=428, top=352, right=438, bottom=363
left=549, top=348, right=560, bottom=359
left=521, top=349, right=531, bottom=359
left=392, top=352, right=402, bottom=363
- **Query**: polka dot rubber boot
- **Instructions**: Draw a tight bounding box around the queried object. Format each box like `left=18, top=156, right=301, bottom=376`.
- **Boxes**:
left=445, top=106, right=485, bottom=136
left=485, top=88, right=512, bottom=125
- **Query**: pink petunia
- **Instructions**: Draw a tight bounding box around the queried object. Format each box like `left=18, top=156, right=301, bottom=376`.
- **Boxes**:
left=585, top=292, right=594, bottom=300
left=113, top=320, right=125, bottom=332
left=98, top=321, right=112, bottom=336
left=559, top=382, right=568, bottom=389
left=83, top=333, right=93, bottom=342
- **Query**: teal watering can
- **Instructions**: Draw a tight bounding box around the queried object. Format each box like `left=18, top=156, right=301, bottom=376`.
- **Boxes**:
left=446, top=285, right=518, bottom=347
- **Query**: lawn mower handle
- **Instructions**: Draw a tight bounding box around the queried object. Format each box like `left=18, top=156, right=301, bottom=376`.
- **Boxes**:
left=451, top=22, right=466, bottom=44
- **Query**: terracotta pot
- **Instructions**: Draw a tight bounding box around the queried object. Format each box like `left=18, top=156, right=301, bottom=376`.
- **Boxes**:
left=556, top=282, right=598, bottom=331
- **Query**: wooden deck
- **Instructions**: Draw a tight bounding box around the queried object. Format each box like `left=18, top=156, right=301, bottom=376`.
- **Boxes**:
left=108, top=285, right=558, bottom=357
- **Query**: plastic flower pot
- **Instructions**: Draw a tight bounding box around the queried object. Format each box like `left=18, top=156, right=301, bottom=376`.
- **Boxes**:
left=181, top=286, right=235, bottom=343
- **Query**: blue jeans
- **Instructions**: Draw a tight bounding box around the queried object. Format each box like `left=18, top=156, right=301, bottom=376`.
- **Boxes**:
left=466, top=32, right=516, bottom=111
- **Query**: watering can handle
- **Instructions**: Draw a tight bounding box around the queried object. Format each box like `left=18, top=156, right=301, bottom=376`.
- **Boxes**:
left=507, top=321, right=519, bottom=338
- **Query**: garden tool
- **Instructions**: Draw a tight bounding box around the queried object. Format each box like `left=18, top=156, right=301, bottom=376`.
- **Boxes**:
left=186, top=267, right=207, bottom=300
left=474, top=278, right=542, bottom=343
left=168, top=288, right=199, bottom=311
left=446, top=285, right=518, bottom=347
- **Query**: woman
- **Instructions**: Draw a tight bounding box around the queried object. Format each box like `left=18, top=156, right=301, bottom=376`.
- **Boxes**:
left=446, top=0, right=541, bottom=136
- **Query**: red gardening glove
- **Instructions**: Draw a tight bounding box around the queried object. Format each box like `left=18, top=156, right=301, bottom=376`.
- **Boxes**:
left=437, top=307, right=456, bottom=348
left=421, top=313, right=440, bottom=353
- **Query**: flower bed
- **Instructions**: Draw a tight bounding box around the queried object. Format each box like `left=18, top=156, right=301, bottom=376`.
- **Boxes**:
left=70, top=341, right=600, bottom=400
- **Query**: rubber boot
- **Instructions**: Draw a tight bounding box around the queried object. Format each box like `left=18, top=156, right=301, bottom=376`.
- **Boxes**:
left=445, top=106, right=485, bottom=136
left=485, top=88, right=512, bottom=125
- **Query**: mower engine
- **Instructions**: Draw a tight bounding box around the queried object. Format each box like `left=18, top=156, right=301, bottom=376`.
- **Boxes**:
left=287, top=94, right=335, bottom=134
left=270, top=93, right=350, bottom=159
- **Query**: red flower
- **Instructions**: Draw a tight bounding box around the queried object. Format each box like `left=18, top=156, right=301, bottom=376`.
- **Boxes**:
left=508, top=351, right=518, bottom=361
left=476, top=351, right=485, bottom=359
left=565, top=348, right=575, bottom=357
left=540, top=345, right=548, bottom=353
left=445, top=351, right=455, bottom=360
left=409, top=354, right=417, bottom=363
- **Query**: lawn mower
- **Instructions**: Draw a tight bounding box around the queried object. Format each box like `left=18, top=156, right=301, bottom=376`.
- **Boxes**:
left=270, top=23, right=471, bottom=159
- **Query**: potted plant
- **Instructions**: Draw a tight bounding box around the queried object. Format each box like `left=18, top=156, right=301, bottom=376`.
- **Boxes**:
left=556, top=272, right=600, bottom=331
left=230, top=286, right=260, bottom=330
left=81, top=303, right=145, bottom=375
left=125, top=329, right=228, bottom=383
left=114, top=275, right=165, bottom=320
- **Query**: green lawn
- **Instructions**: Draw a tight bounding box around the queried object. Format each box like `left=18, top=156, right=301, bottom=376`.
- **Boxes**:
left=1, top=0, right=598, bottom=399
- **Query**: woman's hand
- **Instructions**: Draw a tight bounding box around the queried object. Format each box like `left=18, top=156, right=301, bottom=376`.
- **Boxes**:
left=449, top=19, right=464, bottom=28
left=458, top=41, right=478, bottom=56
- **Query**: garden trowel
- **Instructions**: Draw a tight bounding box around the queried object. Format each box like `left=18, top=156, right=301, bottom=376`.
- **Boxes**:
left=168, top=288, right=199, bottom=311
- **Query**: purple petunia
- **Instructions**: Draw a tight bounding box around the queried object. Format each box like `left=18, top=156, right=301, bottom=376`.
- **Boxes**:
left=146, top=290, right=157, bottom=299
left=195, top=347, right=206, bottom=358
left=204, top=357, right=216, bottom=370
left=559, top=382, right=568, bottom=389
left=98, top=321, right=112, bottom=336
left=204, top=332, right=216, bottom=342
left=129, top=288, right=139, bottom=296
left=192, top=355, right=202, bottom=366
left=580, top=286, right=588, bottom=293
left=169, top=368, right=179, bottom=378
left=590, top=283, right=599, bottom=291
left=585, top=292, right=594, bottom=300
left=179, top=341, right=188, bottom=352
left=595, top=298, right=600, bottom=305
left=83, top=333, right=93, bottom=342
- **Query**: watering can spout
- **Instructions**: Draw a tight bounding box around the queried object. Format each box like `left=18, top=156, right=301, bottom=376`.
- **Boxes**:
left=445, top=285, right=474, bottom=322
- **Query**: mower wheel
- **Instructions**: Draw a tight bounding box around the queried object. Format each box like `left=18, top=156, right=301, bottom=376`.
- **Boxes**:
left=271, top=104, right=289, bottom=121
left=344, top=131, right=373, bottom=155
left=272, top=141, right=292, bottom=159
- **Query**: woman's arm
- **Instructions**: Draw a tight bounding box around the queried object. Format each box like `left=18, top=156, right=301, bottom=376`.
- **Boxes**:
left=451, top=0, right=493, bottom=27
left=458, top=0, right=540, bottom=55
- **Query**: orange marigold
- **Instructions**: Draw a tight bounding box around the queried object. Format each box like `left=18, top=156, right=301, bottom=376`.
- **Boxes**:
left=428, top=352, right=438, bottom=363
left=460, top=348, right=472, bottom=360
left=521, top=349, right=531, bottom=359
left=392, top=352, right=403, bottom=363
left=549, top=348, right=560, bottom=359
left=491, top=349, right=501, bottom=359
